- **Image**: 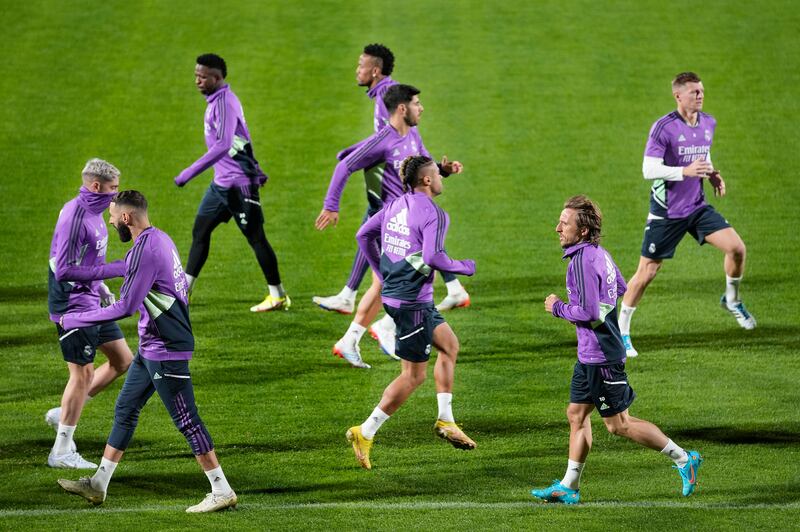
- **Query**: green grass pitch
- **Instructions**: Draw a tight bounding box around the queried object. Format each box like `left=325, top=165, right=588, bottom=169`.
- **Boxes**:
left=1, top=0, right=798, bottom=529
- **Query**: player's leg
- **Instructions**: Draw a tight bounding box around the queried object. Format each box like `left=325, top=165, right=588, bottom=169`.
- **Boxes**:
left=702, top=224, right=755, bottom=329
left=86, top=324, right=133, bottom=396
left=185, top=185, right=231, bottom=295
left=436, top=271, right=471, bottom=311
left=333, top=272, right=384, bottom=368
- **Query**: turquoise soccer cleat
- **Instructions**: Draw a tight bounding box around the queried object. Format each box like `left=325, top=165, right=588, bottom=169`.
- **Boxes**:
left=531, top=480, right=580, bottom=504
left=675, top=450, right=703, bottom=496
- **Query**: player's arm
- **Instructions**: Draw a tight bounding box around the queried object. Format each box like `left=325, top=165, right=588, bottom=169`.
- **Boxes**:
left=53, top=217, right=125, bottom=282
left=550, top=255, right=600, bottom=323
left=615, top=262, right=627, bottom=298
left=421, top=211, right=475, bottom=276
left=336, top=138, right=368, bottom=161
left=355, top=208, right=386, bottom=282
left=60, top=244, right=156, bottom=329
left=642, top=120, right=712, bottom=180
left=174, top=98, right=237, bottom=187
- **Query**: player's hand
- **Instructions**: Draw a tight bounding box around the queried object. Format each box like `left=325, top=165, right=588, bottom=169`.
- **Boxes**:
left=440, top=156, right=463, bottom=175
left=682, top=159, right=714, bottom=178
left=315, top=209, right=339, bottom=230
left=708, top=171, right=726, bottom=197
left=58, top=315, right=64, bottom=328
left=98, top=283, right=116, bottom=307
left=545, top=293, right=561, bottom=313
left=174, top=176, right=186, bottom=188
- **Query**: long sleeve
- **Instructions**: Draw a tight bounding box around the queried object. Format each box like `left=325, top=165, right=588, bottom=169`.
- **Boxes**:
left=175, top=96, right=237, bottom=186
left=642, top=156, right=684, bottom=181
left=323, top=131, right=387, bottom=211
left=615, top=263, right=627, bottom=298
left=552, top=253, right=599, bottom=323
left=420, top=209, right=475, bottom=276
left=53, top=216, right=126, bottom=282
left=355, top=209, right=385, bottom=281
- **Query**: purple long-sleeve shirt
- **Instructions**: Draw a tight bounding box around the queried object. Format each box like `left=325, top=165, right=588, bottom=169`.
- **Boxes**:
left=356, top=192, right=475, bottom=307
left=175, top=84, right=267, bottom=189
left=48, top=187, right=126, bottom=321
left=324, top=125, right=430, bottom=212
left=61, top=227, right=194, bottom=361
left=335, top=76, right=398, bottom=161
left=644, top=111, right=717, bottom=218
left=552, top=242, right=627, bottom=364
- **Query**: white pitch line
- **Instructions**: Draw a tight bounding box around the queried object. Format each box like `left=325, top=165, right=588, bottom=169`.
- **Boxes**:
left=1, top=500, right=799, bottom=517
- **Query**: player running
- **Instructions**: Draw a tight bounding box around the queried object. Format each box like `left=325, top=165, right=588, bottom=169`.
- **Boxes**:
left=315, top=84, right=463, bottom=368
left=56, top=190, right=237, bottom=513
left=174, top=53, right=289, bottom=312
left=619, top=72, right=755, bottom=358
left=46, top=158, right=133, bottom=470
left=345, top=155, right=476, bottom=469
left=531, top=195, right=701, bottom=504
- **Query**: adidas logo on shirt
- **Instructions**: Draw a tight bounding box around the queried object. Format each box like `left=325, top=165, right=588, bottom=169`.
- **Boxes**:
left=678, top=134, right=686, bottom=142
left=386, top=208, right=410, bottom=236
left=392, top=149, right=401, bottom=156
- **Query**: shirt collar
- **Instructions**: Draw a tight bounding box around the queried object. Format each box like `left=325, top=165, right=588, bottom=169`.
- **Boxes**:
left=561, top=241, right=594, bottom=259
left=367, top=76, right=393, bottom=99
left=205, top=83, right=229, bottom=103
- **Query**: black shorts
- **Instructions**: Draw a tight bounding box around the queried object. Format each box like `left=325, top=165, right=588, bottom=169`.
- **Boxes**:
left=56, top=322, right=125, bottom=366
left=383, top=303, right=446, bottom=363
left=570, top=361, right=636, bottom=417
left=196, top=183, right=264, bottom=235
left=640, top=205, right=730, bottom=259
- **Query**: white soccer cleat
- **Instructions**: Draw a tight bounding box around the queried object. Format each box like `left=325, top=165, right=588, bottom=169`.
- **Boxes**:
left=369, top=319, right=399, bottom=360
left=45, top=407, right=61, bottom=429
left=436, top=290, right=471, bottom=311
left=720, top=295, right=756, bottom=330
left=48, top=451, right=98, bottom=469
left=186, top=491, right=238, bottom=513
left=621, top=334, right=638, bottom=358
left=312, top=294, right=355, bottom=314
left=333, top=337, right=371, bottom=369
left=57, top=477, right=106, bottom=505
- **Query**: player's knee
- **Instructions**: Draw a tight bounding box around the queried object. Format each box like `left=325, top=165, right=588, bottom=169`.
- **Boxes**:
left=191, top=218, right=213, bottom=241
left=566, top=405, right=586, bottom=426
left=71, top=363, right=94, bottom=386
left=731, top=240, right=746, bottom=262
left=604, top=419, right=627, bottom=436
left=642, top=261, right=662, bottom=280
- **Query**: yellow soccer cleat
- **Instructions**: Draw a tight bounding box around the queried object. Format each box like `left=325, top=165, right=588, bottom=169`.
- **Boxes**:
left=250, top=294, right=291, bottom=312
left=346, top=426, right=373, bottom=470
left=57, top=477, right=106, bottom=505
left=434, top=420, right=477, bottom=450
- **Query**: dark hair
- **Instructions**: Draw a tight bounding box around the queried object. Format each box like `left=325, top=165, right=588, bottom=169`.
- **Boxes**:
left=383, top=84, right=420, bottom=114
left=563, top=195, right=602, bottom=245
left=197, top=53, right=227, bottom=78
left=363, top=43, right=395, bottom=76
left=400, top=155, right=435, bottom=192
left=113, top=190, right=148, bottom=211
left=672, top=71, right=701, bottom=89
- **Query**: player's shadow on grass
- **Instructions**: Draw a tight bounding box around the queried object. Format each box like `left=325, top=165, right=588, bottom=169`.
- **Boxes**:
left=0, top=284, right=47, bottom=303
left=633, top=324, right=800, bottom=352
left=0, top=329, right=53, bottom=348
left=670, top=424, right=800, bottom=447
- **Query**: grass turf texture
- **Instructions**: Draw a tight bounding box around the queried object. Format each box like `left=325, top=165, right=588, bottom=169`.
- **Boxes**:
left=1, top=0, right=799, bottom=529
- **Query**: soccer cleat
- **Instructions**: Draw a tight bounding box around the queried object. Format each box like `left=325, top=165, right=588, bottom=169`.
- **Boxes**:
left=45, top=407, right=61, bottom=429
left=531, top=480, right=580, bottom=504
left=675, top=450, right=703, bottom=496
left=621, top=334, right=639, bottom=358
left=186, top=491, right=238, bottom=513
left=57, top=477, right=106, bottom=505
left=434, top=420, right=477, bottom=450
left=333, top=337, right=371, bottom=369
left=720, top=295, right=756, bottom=330
left=346, top=426, right=373, bottom=470
left=312, top=294, right=355, bottom=314
left=250, top=294, right=291, bottom=312
left=48, top=451, right=97, bottom=469
left=369, top=319, right=399, bottom=361
left=436, top=290, right=471, bottom=311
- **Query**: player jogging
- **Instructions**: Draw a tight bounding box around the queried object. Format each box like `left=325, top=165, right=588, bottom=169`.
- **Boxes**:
left=346, top=155, right=476, bottom=469
left=531, top=195, right=701, bottom=504
left=46, top=158, right=133, bottom=470
left=619, top=71, right=755, bottom=358
left=56, top=190, right=237, bottom=513
left=174, top=53, right=289, bottom=312
left=315, top=84, right=463, bottom=368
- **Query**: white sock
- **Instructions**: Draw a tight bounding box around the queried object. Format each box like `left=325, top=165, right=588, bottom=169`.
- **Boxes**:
left=445, top=279, right=464, bottom=296
left=561, top=460, right=585, bottom=490
left=725, top=275, right=741, bottom=304
left=268, top=284, right=285, bottom=298
left=53, top=423, right=76, bottom=455
left=360, top=407, right=389, bottom=439
left=91, top=457, right=118, bottom=492
left=619, top=304, right=636, bottom=335
left=186, top=274, right=196, bottom=292
left=205, top=465, right=233, bottom=496
left=378, top=313, right=396, bottom=332
left=338, top=286, right=357, bottom=300
left=347, top=321, right=367, bottom=342
left=661, top=439, right=689, bottom=467
left=437, top=393, right=455, bottom=422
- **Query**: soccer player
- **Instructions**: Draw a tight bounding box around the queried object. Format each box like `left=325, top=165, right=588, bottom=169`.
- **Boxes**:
left=313, top=44, right=470, bottom=320
left=46, top=158, right=133, bottom=469
left=56, top=190, right=237, bottom=513
left=619, top=72, right=755, bottom=358
left=531, top=195, right=702, bottom=504
left=174, top=53, right=289, bottom=312
left=315, top=84, right=463, bottom=368
left=345, top=155, right=476, bottom=469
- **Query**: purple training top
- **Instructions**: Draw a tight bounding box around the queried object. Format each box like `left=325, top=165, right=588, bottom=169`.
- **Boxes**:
left=323, top=125, right=430, bottom=212
left=552, top=242, right=627, bottom=364
left=644, top=111, right=717, bottom=218
left=48, top=187, right=126, bottom=321
left=356, top=192, right=475, bottom=307
left=61, top=227, right=194, bottom=361
left=175, top=84, right=268, bottom=189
